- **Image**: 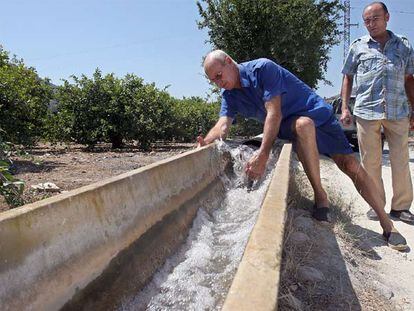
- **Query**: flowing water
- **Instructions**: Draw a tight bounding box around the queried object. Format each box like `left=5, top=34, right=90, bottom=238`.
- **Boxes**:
left=118, top=142, right=280, bottom=311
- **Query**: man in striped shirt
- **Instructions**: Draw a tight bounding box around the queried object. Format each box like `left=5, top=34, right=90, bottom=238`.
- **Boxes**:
left=341, top=2, right=414, bottom=226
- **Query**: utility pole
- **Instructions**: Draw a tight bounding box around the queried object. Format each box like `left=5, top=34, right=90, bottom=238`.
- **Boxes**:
left=343, top=0, right=358, bottom=61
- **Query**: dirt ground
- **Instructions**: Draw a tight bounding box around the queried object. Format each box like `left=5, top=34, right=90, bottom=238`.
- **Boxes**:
left=326, top=143, right=414, bottom=310
left=0, top=142, right=194, bottom=212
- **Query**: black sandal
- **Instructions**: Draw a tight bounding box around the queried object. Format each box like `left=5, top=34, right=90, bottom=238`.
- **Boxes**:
left=383, top=229, right=408, bottom=251
left=312, top=205, right=330, bottom=222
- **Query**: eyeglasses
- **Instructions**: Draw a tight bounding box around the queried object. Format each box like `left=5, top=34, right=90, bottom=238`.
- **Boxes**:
left=363, top=15, right=383, bottom=25
left=210, top=72, right=223, bottom=83
left=207, top=62, right=227, bottom=83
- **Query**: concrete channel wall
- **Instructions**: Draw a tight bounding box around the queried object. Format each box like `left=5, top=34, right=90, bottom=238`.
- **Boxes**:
left=223, top=143, right=292, bottom=311
left=0, top=142, right=292, bottom=311
left=0, top=144, right=227, bottom=311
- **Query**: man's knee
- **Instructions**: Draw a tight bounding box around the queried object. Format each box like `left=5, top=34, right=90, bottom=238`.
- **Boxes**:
left=334, top=154, right=360, bottom=174
left=294, top=117, right=315, bottom=137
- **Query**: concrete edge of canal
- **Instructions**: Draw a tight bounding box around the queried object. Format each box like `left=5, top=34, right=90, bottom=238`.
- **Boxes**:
left=0, top=142, right=292, bottom=311
left=0, top=144, right=228, bottom=311
left=222, top=143, right=292, bottom=311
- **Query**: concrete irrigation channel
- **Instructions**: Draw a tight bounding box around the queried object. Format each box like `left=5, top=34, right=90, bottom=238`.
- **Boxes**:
left=0, top=141, right=292, bottom=311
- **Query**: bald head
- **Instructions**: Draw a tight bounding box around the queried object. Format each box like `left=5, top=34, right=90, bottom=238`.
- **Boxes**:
left=203, top=50, right=240, bottom=90
left=362, top=1, right=389, bottom=40
left=203, top=50, right=235, bottom=71
left=363, top=2, right=388, bottom=15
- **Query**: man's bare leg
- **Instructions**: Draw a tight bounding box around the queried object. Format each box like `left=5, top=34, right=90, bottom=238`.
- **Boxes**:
left=331, top=154, right=393, bottom=232
left=293, top=117, right=329, bottom=208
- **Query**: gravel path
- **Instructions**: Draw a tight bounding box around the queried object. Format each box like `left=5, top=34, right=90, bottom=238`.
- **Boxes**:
left=319, top=142, right=414, bottom=310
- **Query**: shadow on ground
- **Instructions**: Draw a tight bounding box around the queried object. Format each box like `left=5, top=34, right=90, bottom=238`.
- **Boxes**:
left=277, top=160, right=397, bottom=310
left=278, top=193, right=363, bottom=310
left=23, top=142, right=193, bottom=156
left=11, top=159, right=64, bottom=174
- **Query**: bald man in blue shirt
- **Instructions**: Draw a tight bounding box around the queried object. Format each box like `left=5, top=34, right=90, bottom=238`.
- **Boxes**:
left=198, top=49, right=407, bottom=250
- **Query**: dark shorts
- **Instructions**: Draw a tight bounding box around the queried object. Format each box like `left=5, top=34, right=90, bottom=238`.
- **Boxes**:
left=278, top=114, right=353, bottom=155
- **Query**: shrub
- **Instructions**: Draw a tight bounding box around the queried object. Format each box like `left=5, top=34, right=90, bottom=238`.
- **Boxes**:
left=172, top=97, right=220, bottom=142
left=0, top=46, right=53, bottom=146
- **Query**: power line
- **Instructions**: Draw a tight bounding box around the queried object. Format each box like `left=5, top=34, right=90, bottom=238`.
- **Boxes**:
left=391, top=10, right=414, bottom=15
left=351, top=6, right=414, bottom=14
left=26, top=34, right=192, bottom=62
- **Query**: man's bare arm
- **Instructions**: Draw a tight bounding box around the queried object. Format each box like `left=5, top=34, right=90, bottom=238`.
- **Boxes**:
left=197, top=116, right=233, bottom=146
left=259, top=96, right=283, bottom=157
left=245, top=95, right=282, bottom=179
left=340, top=74, right=354, bottom=126
left=405, top=74, right=414, bottom=129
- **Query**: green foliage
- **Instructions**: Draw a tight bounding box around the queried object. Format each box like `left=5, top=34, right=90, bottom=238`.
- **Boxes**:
left=0, top=133, right=25, bottom=207
left=171, top=97, right=220, bottom=141
left=53, top=71, right=182, bottom=150
left=0, top=45, right=220, bottom=151
left=0, top=45, right=53, bottom=146
left=52, top=70, right=123, bottom=148
left=229, top=116, right=263, bottom=138
left=197, top=0, right=342, bottom=88
left=125, top=77, right=176, bottom=149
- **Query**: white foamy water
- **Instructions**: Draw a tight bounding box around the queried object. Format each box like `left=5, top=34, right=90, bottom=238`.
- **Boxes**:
left=119, top=142, right=279, bottom=311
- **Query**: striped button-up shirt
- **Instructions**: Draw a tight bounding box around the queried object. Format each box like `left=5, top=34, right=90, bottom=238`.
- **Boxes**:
left=342, top=31, right=414, bottom=120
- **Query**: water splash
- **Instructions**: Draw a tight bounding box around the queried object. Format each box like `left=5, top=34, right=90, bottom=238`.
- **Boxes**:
left=119, top=142, right=280, bottom=311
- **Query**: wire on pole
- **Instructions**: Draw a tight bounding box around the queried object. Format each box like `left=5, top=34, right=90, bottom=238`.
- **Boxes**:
left=343, top=0, right=358, bottom=62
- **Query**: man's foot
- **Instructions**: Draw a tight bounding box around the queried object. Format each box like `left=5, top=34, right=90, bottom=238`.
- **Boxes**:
left=389, top=210, right=414, bottom=224
left=383, top=228, right=408, bottom=251
left=312, top=205, right=329, bottom=222
left=366, top=208, right=379, bottom=221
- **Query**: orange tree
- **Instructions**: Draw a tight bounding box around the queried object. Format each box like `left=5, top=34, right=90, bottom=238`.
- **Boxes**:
left=170, top=96, right=220, bottom=142
left=52, top=71, right=179, bottom=150
left=0, top=46, right=53, bottom=146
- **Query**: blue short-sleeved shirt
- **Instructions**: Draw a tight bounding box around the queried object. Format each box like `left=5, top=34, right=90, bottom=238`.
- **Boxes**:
left=342, top=31, right=414, bottom=120
left=220, top=58, right=333, bottom=127
left=219, top=58, right=352, bottom=155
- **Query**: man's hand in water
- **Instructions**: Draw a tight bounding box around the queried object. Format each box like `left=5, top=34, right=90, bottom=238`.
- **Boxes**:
left=196, top=117, right=232, bottom=148
left=196, top=136, right=206, bottom=148
left=245, top=152, right=268, bottom=180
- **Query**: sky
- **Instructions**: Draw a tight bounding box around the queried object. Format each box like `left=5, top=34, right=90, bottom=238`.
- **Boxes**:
left=0, top=0, right=413, bottom=100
